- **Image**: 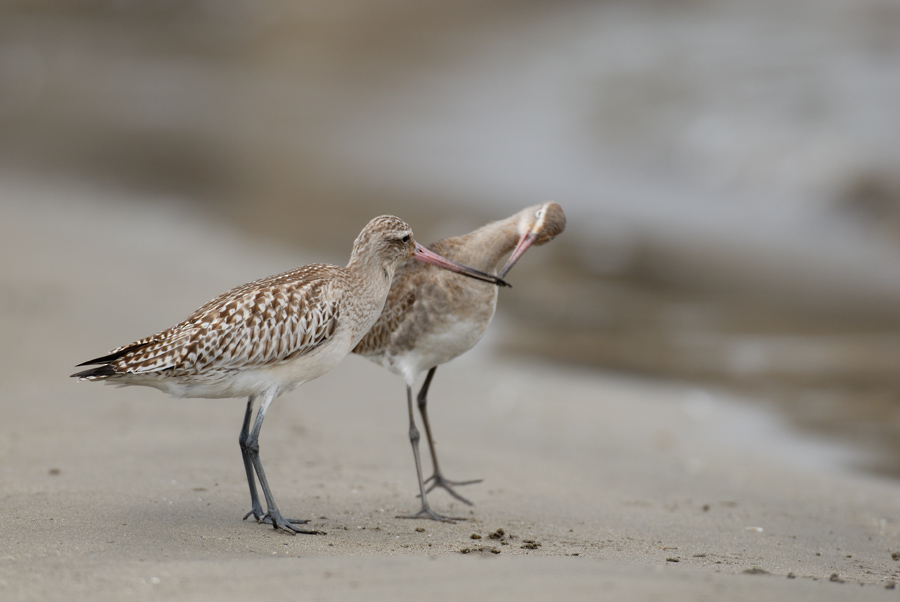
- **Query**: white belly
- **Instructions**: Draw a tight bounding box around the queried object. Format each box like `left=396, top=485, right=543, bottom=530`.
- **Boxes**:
left=388, top=315, right=490, bottom=384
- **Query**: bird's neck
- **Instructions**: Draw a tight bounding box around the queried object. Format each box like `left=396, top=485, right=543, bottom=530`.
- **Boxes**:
left=343, top=257, right=396, bottom=341
left=346, top=252, right=395, bottom=292
left=434, top=217, right=520, bottom=273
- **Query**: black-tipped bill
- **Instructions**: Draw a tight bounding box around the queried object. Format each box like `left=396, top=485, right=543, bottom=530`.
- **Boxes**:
left=414, top=242, right=510, bottom=287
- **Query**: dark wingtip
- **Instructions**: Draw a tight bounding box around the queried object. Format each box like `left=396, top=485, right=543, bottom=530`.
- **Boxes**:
left=74, top=341, right=151, bottom=370
left=71, top=364, right=117, bottom=379
left=75, top=351, right=125, bottom=367
left=496, top=277, right=512, bottom=288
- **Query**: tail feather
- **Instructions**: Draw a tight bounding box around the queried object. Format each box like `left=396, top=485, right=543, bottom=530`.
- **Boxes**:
left=71, top=341, right=151, bottom=379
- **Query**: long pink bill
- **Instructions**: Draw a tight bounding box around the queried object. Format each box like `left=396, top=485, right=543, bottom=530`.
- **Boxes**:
left=498, top=231, right=538, bottom=279
left=414, top=242, right=511, bottom=288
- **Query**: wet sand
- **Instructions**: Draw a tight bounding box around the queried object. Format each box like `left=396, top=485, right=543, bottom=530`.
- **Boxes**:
left=2, top=176, right=900, bottom=600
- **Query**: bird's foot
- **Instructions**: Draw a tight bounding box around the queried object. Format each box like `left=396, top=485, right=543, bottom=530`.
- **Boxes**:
left=396, top=506, right=467, bottom=523
left=258, top=509, right=323, bottom=535
left=243, top=506, right=310, bottom=526
left=242, top=505, right=265, bottom=522
left=424, top=473, right=482, bottom=506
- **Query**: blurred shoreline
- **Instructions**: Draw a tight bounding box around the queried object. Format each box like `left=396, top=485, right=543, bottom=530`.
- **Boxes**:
left=3, top=0, right=900, bottom=478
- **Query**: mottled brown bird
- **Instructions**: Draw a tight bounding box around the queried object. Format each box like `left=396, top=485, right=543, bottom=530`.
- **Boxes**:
left=72, top=215, right=507, bottom=534
left=354, top=202, right=566, bottom=520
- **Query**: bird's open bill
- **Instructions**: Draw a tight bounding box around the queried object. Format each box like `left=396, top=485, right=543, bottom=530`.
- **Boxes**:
left=414, top=242, right=510, bottom=287
left=498, top=231, right=538, bottom=279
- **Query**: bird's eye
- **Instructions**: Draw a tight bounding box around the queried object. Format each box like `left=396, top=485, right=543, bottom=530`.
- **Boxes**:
left=401, top=234, right=410, bottom=243
left=535, top=209, right=545, bottom=219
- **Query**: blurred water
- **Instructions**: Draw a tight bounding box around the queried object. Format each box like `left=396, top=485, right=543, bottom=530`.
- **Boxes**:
left=4, top=1, right=899, bottom=291
left=327, top=0, right=900, bottom=301
left=2, top=0, right=900, bottom=476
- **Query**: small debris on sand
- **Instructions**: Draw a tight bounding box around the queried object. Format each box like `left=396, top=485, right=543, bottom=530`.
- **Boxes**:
left=459, top=546, right=501, bottom=555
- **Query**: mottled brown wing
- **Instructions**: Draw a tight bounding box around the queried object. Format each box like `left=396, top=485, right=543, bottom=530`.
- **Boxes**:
left=106, top=266, right=342, bottom=376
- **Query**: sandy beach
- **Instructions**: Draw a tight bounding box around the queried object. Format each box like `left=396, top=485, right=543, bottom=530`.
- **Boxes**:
left=3, top=2, right=900, bottom=597
left=2, top=177, right=899, bottom=601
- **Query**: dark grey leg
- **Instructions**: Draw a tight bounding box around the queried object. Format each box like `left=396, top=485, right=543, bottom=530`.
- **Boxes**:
left=244, top=392, right=320, bottom=535
left=239, top=396, right=265, bottom=522
left=397, top=384, right=465, bottom=522
left=416, top=367, right=482, bottom=505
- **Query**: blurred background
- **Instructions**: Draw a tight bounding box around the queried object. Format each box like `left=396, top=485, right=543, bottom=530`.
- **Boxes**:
left=3, top=0, right=900, bottom=476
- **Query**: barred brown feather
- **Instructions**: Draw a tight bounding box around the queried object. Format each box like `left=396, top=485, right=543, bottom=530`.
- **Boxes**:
left=75, top=267, right=342, bottom=384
